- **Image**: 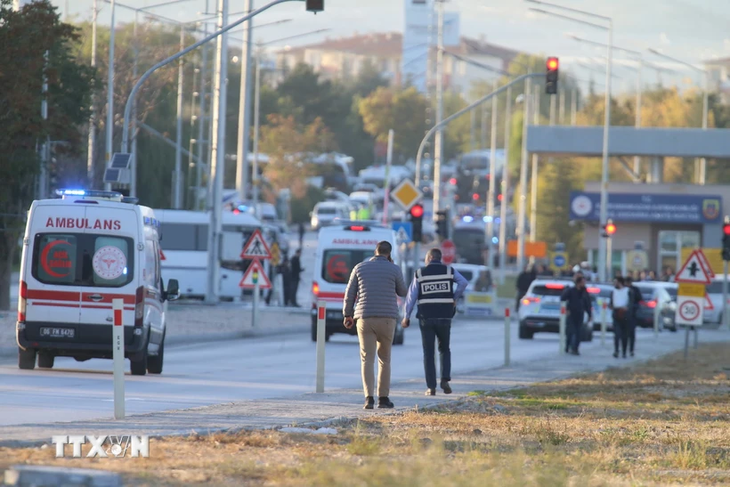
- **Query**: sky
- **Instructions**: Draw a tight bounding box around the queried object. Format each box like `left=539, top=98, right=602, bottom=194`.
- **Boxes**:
left=50, top=0, right=730, bottom=92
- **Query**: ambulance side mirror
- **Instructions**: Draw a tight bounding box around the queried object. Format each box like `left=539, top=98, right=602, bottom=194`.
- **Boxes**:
left=166, top=279, right=180, bottom=301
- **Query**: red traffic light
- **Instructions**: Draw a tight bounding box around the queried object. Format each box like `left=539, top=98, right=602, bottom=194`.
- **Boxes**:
left=724, top=224, right=730, bottom=236
left=472, top=193, right=480, bottom=201
left=497, top=194, right=503, bottom=202
left=410, top=204, right=424, bottom=218
left=547, top=57, right=559, bottom=71
left=605, top=222, right=616, bottom=236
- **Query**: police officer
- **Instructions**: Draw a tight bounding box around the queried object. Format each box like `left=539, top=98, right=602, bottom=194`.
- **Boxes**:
left=402, top=248, right=468, bottom=396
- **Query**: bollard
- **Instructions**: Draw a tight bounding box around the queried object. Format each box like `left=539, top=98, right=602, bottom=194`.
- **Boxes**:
left=112, top=299, right=125, bottom=420
left=559, top=302, right=567, bottom=355
left=252, top=267, right=260, bottom=327
left=315, top=300, right=326, bottom=393
left=600, top=299, right=607, bottom=347
left=504, top=307, right=511, bottom=367
left=653, top=299, right=660, bottom=338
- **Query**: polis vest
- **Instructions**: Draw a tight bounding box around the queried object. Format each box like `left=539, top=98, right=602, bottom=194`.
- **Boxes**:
left=416, top=263, right=455, bottom=319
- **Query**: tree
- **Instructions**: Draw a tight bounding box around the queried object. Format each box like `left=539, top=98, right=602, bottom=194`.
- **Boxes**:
left=358, top=86, right=428, bottom=160
left=258, top=115, right=335, bottom=200
left=0, top=0, right=92, bottom=310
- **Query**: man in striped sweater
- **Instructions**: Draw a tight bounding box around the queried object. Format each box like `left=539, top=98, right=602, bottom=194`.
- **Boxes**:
left=344, top=241, right=408, bottom=410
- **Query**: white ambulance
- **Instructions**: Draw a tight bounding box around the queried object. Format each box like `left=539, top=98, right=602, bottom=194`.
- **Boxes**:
left=16, top=189, right=180, bottom=375
left=310, top=222, right=404, bottom=344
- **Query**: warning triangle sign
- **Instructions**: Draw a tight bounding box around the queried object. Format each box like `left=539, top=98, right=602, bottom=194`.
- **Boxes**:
left=675, top=250, right=712, bottom=284
left=241, top=229, right=272, bottom=260
left=695, top=249, right=715, bottom=278
left=239, top=259, right=272, bottom=289
left=704, top=293, right=714, bottom=310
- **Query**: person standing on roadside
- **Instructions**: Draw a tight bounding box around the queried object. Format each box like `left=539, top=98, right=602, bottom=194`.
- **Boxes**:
left=560, top=275, right=592, bottom=355
left=610, top=277, right=630, bottom=358
left=290, top=249, right=304, bottom=307
left=625, top=276, right=641, bottom=357
left=402, top=248, right=469, bottom=396
left=298, top=221, right=305, bottom=248
left=516, top=265, right=535, bottom=311
left=343, top=241, right=407, bottom=410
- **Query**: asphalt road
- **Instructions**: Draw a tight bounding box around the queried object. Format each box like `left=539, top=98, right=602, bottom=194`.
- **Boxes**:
left=0, top=316, right=675, bottom=428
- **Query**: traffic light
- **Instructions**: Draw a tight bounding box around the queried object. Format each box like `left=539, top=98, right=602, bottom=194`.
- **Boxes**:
left=722, top=220, right=730, bottom=261
left=602, top=219, right=616, bottom=238
left=306, top=0, right=324, bottom=12
left=546, top=57, right=559, bottom=95
left=435, top=210, right=449, bottom=241
left=410, top=204, right=424, bottom=243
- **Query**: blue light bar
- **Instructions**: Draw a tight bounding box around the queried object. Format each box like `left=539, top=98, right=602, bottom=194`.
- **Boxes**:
left=57, top=189, right=86, bottom=196
left=462, top=216, right=474, bottom=223
left=492, top=237, right=499, bottom=244
left=483, top=216, right=493, bottom=223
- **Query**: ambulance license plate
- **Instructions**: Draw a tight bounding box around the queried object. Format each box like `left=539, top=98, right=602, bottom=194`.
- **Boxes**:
left=40, top=327, right=75, bottom=338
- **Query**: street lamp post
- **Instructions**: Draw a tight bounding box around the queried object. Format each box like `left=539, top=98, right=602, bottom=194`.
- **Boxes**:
left=526, top=0, right=613, bottom=282
left=648, top=48, right=709, bottom=184
left=104, top=0, right=116, bottom=191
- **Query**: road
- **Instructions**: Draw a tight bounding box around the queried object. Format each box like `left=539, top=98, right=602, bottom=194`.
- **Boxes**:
left=0, top=318, right=676, bottom=427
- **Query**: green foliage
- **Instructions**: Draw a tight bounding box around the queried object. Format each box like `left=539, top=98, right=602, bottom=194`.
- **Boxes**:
left=0, top=0, right=92, bottom=309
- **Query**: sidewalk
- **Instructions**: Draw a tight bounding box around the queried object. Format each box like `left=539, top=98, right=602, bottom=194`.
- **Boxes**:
left=1, top=327, right=727, bottom=447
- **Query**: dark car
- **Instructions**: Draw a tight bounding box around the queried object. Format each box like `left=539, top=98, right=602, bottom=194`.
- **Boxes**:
left=633, top=282, right=677, bottom=331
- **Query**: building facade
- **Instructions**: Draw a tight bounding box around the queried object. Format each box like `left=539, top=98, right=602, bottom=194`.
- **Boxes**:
left=572, top=182, right=727, bottom=278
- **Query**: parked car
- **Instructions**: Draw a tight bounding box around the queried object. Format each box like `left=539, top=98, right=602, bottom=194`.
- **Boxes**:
left=310, top=202, right=349, bottom=230
left=704, top=276, right=728, bottom=325
left=632, top=282, right=677, bottom=331
left=586, top=283, right=614, bottom=332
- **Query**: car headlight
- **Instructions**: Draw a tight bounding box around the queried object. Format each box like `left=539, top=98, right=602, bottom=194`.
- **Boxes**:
left=668, top=302, right=677, bottom=312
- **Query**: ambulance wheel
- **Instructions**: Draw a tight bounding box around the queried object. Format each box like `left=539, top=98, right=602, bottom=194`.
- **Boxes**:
left=38, top=352, right=55, bottom=369
left=130, top=349, right=148, bottom=376
left=147, top=336, right=165, bottom=375
left=18, top=348, right=36, bottom=370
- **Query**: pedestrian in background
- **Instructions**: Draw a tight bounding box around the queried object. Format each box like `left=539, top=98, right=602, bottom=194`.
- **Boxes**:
left=625, top=276, right=641, bottom=357
left=611, top=276, right=630, bottom=358
left=290, top=249, right=304, bottom=307
left=298, top=222, right=305, bottom=248
left=280, top=257, right=292, bottom=306
left=560, top=275, right=592, bottom=355
left=343, top=241, right=407, bottom=410
left=403, top=248, right=469, bottom=396
left=516, top=265, right=534, bottom=311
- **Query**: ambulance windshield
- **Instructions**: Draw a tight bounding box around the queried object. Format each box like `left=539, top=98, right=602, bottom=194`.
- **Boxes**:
left=322, top=250, right=370, bottom=284
left=32, top=233, right=135, bottom=287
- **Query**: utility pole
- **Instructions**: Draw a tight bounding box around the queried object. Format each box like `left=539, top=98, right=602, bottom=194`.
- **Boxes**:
left=196, top=3, right=210, bottom=211
left=529, top=84, right=540, bottom=250
left=516, top=76, right=532, bottom=271
left=130, top=10, right=138, bottom=197
left=498, top=85, right=512, bottom=284
left=87, top=0, right=98, bottom=185
left=104, top=0, right=116, bottom=191
left=634, top=58, right=643, bottom=176
left=486, top=80, right=498, bottom=268
left=39, top=50, right=49, bottom=199
left=173, top=24, right=185, bottom=209
left=205, top=0, right=229, bottom=303
left=252, top=51, right=261, bottom=219
left=558, top=89, right=565, bottom=124
left=570, top=88, right=577, bottom=126
left=236, top=0, right=255, bottom=203
left=432, top=0, right=445, bottom=219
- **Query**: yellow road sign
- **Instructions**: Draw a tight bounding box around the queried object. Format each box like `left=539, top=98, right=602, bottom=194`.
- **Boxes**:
left=678, top=282, right=705, bottom=298
left=270, top=242, right=281, bottom=266
left=391, top=178, right=423, bottom=211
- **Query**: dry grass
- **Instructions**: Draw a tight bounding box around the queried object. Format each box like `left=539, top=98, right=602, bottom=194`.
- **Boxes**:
left=2, top=344, right=729, bottom=486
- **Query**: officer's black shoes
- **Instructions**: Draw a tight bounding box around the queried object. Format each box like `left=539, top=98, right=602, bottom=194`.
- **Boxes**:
left=440, top=380, right=452, bottom=394
left=613, top=352, right=619, bottom=358
left=425, top=388, right=436, bottom=396
left=364, top=396, right=374, bottom=410
left=378, top=397, right=394, bottom=409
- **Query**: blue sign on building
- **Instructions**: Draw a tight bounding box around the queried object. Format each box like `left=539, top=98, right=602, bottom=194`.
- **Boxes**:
left=569, top=192, right=722, bottom=224
left=392, top=221, right=413, bottom=242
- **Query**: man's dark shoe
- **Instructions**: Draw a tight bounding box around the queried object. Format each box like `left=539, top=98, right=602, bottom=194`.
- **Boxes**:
left=613, top=352, right=619, bottom=358
left=425, top=388, right=436, bottom=396
left=440, top=380, right=452, bottom=394
left=363, top=396, right=374, bottom=410
left=570, top=350, right=580, bottom=356
left=630, top=351, right=635, bottom=357
left=378, top=397, right=394, bottom=409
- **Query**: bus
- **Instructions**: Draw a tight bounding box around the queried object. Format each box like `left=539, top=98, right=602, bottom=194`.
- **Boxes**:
left=154, top=210, right=263, bottom=300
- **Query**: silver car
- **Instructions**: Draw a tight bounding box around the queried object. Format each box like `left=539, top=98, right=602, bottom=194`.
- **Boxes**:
left=518, top=279, right=593, bottom=341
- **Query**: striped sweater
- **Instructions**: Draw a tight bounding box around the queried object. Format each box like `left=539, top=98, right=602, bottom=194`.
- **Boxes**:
left=343, top=256, right=407, bottom=319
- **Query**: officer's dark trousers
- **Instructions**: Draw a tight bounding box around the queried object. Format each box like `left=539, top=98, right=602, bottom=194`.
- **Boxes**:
left=419, top=318, right=452, bottom=389
left=613, top=312, right=629, bottom=356
left=566, top=316, right=582, bottom=353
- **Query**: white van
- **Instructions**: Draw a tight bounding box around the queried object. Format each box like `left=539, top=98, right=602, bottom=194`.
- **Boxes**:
left=310, top=222, right=404, bottom=345
left=16, top=190, right=180, bottom=375
left=155, top=210, right=262, bottom=300
left=310, top=202, right=349, bottom=230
